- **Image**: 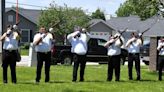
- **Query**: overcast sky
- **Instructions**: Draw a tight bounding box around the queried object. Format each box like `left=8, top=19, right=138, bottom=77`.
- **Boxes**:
left=6, top=0, right=126, bottom=16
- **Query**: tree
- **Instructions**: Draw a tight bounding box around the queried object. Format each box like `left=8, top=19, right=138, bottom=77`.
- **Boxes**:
left=38, top=2, right=90, bottom=43
left=91, top=8, right=106, bottom=20
left=116, top=0, right=161, bottom=20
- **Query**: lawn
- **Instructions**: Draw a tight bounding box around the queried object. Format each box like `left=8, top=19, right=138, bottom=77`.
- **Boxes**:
left=0, top=65, right=163, bottom=92
left=20, top=49, right=29, bottom=56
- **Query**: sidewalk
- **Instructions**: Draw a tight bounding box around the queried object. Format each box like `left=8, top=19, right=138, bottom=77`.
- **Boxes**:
left=16, top=56, right=29, bottom=66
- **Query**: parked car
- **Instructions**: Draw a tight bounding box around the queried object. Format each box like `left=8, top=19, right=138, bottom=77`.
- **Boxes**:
left=140, top=43, right=150, bottom=57
left=51, top=38, right=128, bottom=65
left=140, top=43, right=150, bottom=65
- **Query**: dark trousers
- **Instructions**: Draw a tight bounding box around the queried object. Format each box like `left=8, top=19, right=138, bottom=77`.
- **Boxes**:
left=72, top=53, right=86, bottom=81
left=36, top=52, right=51, bottom=82
left=128, top=53, right=140, bottom=80
left=2, top=50, right=17, bottom=83
left=107, top=55, right=121, bottom=81
left=158, top=56, right=164, bottom=80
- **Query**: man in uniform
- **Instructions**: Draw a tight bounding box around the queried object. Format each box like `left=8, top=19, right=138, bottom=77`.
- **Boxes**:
left=67, top=27, right=90, bottom=82
left=126, top=32, right=143, bottom=80
left=33, top=26, right=54, bottom=83
left=157, top=37, right=164, bottom=81
left=0, top=25, right=20, bottom=84
left=104, top=33, right=123, bottom=81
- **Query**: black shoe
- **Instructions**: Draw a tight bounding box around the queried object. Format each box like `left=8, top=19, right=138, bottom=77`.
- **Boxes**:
left=136, top=77, right=140, bottom=81
left=72, top=80, right=76, bottom=82
left=12, top=80, right=17, bottom=84
left=79, top=79, right=84, bottom=82
left=115, top=79, right=119, bottom=81
left=159, top=77, right=162, bottom=81
left=107, top=79, right=112, bottom=81
left=129, top=78, right=133, bottom=80
left=3, top=80, right=7, bottom=84
left=45, top=80, right=49, bottom=83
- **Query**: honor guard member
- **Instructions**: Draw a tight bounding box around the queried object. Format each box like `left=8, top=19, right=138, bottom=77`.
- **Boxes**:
left=157, top=37, right=164, bottom=81
left=33, top=26, right=53, bottom=83
left=126, top=32, right=143, bottom=80
left=67, top=27, right=90, bottom=82
left=0, top=25, right=20, bottom=84
left=104, top=33, right=123, bottom=81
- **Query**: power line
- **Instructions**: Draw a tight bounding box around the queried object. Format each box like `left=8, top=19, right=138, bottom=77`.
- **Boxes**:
left=6, top=1, right=114, bottom=16
left=6, top=1, right=47, bottom=8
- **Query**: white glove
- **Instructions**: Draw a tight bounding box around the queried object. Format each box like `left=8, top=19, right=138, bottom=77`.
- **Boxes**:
left=49, top=28, right=53, bottom=32
left=138, top=33, right=142, bottom=37
left=13, top=25, right=18, bottom=30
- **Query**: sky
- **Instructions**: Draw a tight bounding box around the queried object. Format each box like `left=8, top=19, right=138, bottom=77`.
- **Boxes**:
left=6, top=0, right=126, bottom=17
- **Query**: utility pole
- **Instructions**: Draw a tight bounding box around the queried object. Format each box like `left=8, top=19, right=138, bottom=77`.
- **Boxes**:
left=0, top=0, right=5, bottom=63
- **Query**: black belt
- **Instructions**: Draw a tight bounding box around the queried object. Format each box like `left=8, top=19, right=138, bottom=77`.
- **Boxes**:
left=129, top=53, right=139, bottom=55
left=4, top=49, right=17, bottom=52
left=37, top=51, right=51, bottom=54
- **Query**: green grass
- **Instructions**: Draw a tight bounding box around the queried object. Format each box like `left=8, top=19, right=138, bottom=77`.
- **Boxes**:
left=20, top=49, right=29, bottom=56
left=0, top=65, right=163, bottom=92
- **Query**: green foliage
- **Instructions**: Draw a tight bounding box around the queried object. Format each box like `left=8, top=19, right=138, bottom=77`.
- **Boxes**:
left=20, top=49, right=29, bottom=56
left=116, top=0, right=159, bottom=20
left=23, top=42, right=30, bottom=49
left=91, top=8, right=106, bottom=20
left=38, top=2, right=90, bottom=42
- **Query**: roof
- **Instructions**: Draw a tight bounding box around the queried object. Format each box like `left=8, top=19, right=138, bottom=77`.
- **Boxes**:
left=5, top=8, right=41, bottom=24
left=144, top=18, right=164, bottom=37
left=106, top=15, right=164, bottom=37
left=106, top=16, right=140, bottom=31
left=89, top=19, right=117, bottom=31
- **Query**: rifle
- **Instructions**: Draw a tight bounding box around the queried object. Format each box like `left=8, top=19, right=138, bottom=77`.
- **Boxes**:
left=113, top=28, right=128, bottom=39
left=141, top=27, right=150, bottom=35
left=85, top=22, right=94, bottom=30
left=107, top=28, right=128, bottom=46
left=119, top=28, right=128, bottom=35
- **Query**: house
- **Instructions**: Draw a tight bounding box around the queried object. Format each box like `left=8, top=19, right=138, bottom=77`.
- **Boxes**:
left=5, top=8, right=41, bottom=43
left=89, top=19, right=116, bottom=41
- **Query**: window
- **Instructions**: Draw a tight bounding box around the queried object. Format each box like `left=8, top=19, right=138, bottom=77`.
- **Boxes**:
left=8, top=15, right=14, bottom=22
left=98, top=39, right=107, bottom=46
left=21, top=29, right=30, bottom=43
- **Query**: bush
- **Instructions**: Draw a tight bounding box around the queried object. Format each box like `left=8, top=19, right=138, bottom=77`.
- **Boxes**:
left=23, top=42, right=30, bottom=49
